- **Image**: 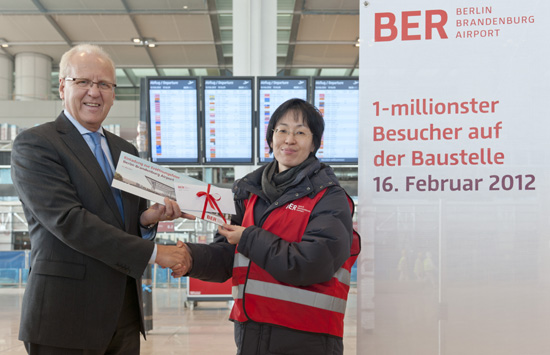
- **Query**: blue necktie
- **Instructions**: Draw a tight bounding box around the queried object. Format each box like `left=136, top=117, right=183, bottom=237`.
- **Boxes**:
left=90, top=132, right=124, bottom=221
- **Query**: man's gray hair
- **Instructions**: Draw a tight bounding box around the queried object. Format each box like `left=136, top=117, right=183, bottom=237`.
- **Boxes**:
left=58, top=44, right=115, bottom=80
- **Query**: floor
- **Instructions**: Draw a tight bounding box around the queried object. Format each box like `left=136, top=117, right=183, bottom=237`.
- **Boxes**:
left=0, top=287, right=357, bottom=354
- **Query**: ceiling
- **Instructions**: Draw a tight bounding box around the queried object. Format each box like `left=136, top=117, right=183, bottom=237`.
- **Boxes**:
left=0, top=0, right=360, bottom=100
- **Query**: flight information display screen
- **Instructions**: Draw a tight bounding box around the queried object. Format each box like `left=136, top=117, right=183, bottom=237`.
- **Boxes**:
left=257, top=77, right=309, bottom=163
left=313, top=77, right=359, bottom=164
left=202, top=77, right=254, bottom=164
left=147, top=77, right=200, bottom=164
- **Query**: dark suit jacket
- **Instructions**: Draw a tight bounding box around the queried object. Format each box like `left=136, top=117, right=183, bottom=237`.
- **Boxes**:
left=11, top=112, right=155, bottom=350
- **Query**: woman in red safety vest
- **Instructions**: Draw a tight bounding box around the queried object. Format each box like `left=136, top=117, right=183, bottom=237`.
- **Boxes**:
left=185, top=98, right=360, bottom=355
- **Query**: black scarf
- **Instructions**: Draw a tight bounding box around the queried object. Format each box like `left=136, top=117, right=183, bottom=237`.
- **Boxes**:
left=261, top=154, right=318, bottom=204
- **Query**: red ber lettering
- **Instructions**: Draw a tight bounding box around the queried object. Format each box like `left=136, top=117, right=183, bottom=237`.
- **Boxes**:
left=402, top=11, right=421, bottom=41
left=375, top=10, right=448, bottom=42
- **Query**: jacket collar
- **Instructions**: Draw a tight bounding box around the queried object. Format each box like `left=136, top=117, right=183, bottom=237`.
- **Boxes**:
left=233, top=159, right=340, bottom=202
left=54, top=112, right=125, bottom=228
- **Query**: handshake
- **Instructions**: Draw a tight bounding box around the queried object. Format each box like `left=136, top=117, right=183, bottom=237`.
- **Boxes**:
left=143, top=197, right=195, bottom=278
left=155, top=240, right=192, bottom=278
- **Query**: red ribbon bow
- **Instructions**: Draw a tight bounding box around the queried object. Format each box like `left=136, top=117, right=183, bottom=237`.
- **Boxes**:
left=197, top=184, right=227, bottom=224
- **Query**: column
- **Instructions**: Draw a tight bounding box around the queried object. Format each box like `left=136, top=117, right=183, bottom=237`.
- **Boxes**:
left=233, top=0, right=277, bottom=179
left=14, top=52, right=52, bottom=101
left=0, top=53, right=13, bottom=100
left=232, top=0, right=277, bottom=77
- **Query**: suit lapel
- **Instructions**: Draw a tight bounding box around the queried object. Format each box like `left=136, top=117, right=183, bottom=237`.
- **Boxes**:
left=55, top=113, right=124, bottom=228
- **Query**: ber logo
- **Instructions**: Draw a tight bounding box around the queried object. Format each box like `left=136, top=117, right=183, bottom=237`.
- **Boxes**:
left=374, top=10, right=448, bottom=42
left=286, top=203, right=311, bottom=213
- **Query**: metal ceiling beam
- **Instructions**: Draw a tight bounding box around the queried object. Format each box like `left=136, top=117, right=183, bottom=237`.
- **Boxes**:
left=122, top=68, right=138, bottom=87
left=284, top=10, right=359, bottom=16
left=118, top=63, right=359, bottom=69
left=277, top=64, right=358, bottom=70
left=346, top=54, right=360, bottom=76
left=2, top=40, right=356, bottom=46
left=0, top=9, right=232, bottom=15
left=206, top=0, right=227, bottom=76
left=118, top=64, right=220, bottom=69
left=120, top=0, right=160, bottom=76
left=283, top=0, right=304, bottom=76
left=3, top=41, right=218, bottom=46
left=31, top=0, right=72, bottom=46
left=0, top=9, right=355, bottom=16
left=287, top=41, right=357, bottom=45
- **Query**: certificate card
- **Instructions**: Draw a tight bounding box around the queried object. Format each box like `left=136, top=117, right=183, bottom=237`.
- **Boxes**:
left=112, top=152, right=234, bottom=225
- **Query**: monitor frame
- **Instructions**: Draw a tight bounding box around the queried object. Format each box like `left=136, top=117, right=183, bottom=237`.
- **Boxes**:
left=201, top=76, right=255, bottom=165
left=146, top=76, right=201, bottom=165
left=312, top=76, right=359, bottom=165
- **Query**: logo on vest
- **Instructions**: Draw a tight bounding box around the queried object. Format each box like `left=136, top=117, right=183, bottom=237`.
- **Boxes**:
left=286, top=202, right=311, bottom=213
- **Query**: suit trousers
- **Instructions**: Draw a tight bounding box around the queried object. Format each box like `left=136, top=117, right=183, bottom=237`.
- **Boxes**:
left=24, top=277, right=141, bottom=355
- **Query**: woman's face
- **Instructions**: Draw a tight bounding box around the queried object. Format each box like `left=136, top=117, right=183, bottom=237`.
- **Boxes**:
left=271, top=111, right=315, bottom=172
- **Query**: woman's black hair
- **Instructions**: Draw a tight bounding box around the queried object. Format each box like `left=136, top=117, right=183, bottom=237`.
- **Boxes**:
left=265, top=98, right=325, bottom=154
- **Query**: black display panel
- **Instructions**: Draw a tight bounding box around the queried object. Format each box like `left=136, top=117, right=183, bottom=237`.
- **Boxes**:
left=147, top=77, right=200, bottom=164
left=202, top=77, right=254, bottom=164
left=313, top=77, right=359, bottom=164
left=257, top=77, right=309, bottom=164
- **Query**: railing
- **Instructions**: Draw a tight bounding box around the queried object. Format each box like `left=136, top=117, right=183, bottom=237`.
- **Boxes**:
left=0, top=251, right=190, bottom=289
left=0, top=250, right=28, bottom=287
left=151, top=264, right=187, bottom=288
left=1, top=259, right=357, bottom=288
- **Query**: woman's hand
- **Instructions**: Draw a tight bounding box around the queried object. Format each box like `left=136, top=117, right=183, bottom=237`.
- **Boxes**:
left=218, top=223, right=246, bottom=245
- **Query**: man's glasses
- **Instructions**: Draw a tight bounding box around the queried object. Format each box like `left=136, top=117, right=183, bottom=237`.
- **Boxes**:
left=64, top=77, right=117, bottom=91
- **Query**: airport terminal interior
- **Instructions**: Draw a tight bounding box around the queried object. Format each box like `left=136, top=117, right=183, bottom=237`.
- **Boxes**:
left=3, top=2, right=550, bottom=355
left=0, top=1, right=361, bottom=354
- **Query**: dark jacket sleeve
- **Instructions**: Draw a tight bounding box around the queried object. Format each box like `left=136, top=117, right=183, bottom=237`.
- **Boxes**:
left=186, top=239, right=235, bottom=282
left=237, top=186, right=353, bottom=286
left=185, top=206, right=244, bottom=282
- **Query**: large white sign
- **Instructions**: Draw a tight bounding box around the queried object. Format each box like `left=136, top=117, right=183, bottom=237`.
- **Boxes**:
left=358, top=1, right=550, bottom=354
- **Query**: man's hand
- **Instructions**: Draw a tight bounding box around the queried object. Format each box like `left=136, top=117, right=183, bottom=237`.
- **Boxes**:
left=140, top=197, right=196, bottom=227
left=155, top=243, right=193, bottom=278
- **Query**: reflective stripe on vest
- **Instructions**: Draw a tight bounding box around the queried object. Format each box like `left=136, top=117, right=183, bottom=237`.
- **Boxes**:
left=244, top=279, right=347, bottom=314
left=232, top=253, right=352, bottom=294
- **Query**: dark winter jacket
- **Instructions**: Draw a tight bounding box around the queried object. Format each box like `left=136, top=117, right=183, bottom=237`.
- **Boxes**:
left=187, top=158, right=354, bottom=354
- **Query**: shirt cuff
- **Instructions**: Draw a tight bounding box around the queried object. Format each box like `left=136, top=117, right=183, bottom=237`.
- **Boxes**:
left=141, top=224, right=158, bottom=265
left=141, top=224, right=157, bottom=240
left=149, top=244, right=158, bottom=265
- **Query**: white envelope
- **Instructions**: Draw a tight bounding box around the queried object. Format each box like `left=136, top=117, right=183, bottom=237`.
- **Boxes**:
left=174, top=183, right=236, bottom=226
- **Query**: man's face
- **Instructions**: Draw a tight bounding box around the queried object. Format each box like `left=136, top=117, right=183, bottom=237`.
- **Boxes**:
left=59, top=52, right=115, bottom=132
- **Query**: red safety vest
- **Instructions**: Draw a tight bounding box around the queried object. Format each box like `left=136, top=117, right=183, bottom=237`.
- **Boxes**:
left=230, top=189, right=360, bottom=337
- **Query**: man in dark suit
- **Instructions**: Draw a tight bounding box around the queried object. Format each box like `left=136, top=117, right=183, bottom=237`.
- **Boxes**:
left=11, top=44, right=193, bottom=354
